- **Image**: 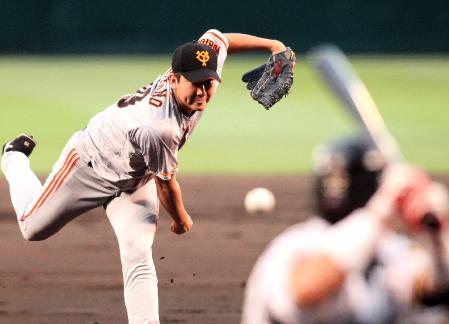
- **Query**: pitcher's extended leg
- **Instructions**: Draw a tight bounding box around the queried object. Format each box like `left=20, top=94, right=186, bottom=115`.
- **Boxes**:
left=2, top=133, right=115, bottom=240
left=106, top=179, right=159, bottom=324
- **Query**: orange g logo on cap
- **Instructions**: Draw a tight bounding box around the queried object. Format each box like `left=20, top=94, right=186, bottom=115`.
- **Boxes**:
left=171, top=42, right=221, bottom=83
left=196, top=51, right=210, bottom=67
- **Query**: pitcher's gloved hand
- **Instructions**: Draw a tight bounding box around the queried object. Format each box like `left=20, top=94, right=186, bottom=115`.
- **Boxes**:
left=242, top=47, right=295, bottom=109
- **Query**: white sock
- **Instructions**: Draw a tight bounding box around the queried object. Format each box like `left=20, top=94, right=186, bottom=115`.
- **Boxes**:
left=1, top=152, right=42, bottom=219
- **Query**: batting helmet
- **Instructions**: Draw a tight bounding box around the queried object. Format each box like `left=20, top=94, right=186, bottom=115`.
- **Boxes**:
left=312, top=134, right=386, bottom=224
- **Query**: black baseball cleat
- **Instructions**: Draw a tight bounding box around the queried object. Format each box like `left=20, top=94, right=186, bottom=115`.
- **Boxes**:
left=2, top=134, right=37, bottom=157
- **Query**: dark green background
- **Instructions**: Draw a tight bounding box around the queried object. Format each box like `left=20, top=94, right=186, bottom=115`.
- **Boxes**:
left=1, top=0, right=448, bottom=54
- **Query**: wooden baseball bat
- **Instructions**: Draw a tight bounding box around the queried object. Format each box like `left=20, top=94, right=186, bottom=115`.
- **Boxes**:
left=308, top=45, right=403, bottom=164
left=309, top=45, right=448, bottom=284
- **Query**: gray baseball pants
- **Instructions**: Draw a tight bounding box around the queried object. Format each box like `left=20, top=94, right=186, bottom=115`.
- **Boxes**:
left=1, top=132, right=160, bottom=324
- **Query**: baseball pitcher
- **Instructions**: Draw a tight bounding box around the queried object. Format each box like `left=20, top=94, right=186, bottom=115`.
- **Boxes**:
left=1, top=29, right=295, bottom=324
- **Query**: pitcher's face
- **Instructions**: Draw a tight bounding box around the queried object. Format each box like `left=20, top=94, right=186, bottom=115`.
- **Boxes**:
left=171, top=74, right=216, bottom=114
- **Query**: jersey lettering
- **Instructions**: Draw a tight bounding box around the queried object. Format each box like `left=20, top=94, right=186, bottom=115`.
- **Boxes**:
left=149, top=97, right=163, bottom=107
left=198, top=38, right=221, bottom=53
left=117, top=78, right=169, bottom=109
left=148, top=77, right=168, bottom=108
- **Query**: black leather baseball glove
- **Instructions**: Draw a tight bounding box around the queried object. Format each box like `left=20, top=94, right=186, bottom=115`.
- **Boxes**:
left=242, top=47, right=295, bottom=109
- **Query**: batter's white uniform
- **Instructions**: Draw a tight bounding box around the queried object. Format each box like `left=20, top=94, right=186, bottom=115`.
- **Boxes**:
left=1, top=29, right=229, bottom=324
left=241, top=215, right=432, bottom=324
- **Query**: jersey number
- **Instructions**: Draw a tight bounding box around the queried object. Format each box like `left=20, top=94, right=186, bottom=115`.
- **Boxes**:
left=117, top=85, right=166, bottom=109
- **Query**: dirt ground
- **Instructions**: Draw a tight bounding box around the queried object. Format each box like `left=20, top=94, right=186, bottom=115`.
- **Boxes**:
left=1, top=174, right=448, bottom=324
left=0, top=175, right=315, bottom=324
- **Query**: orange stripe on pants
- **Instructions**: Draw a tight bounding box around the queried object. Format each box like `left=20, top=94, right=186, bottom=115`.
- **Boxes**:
left=21, top=149, right=80, bottom=221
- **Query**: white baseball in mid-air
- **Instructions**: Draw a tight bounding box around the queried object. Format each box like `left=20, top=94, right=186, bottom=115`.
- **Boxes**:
left=244, top=187, right=276, bottom=214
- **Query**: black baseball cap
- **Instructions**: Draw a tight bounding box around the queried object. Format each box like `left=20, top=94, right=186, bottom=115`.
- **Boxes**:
left=171, top=42, right=221, bottom=83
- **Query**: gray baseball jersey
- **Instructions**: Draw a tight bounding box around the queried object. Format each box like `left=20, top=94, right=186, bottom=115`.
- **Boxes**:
left=78, top=29, right=229, bottom=189
left=1, top=29, right=230, bottom=324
